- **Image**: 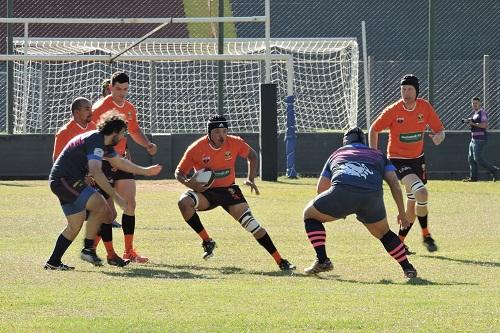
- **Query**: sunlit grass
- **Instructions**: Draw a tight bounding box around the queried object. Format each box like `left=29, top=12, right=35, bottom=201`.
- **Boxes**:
left=0, top=179, right=499, bottom=332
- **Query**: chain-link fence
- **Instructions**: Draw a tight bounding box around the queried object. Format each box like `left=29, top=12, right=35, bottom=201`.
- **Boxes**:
left=1, top=0, right=499, bottom=132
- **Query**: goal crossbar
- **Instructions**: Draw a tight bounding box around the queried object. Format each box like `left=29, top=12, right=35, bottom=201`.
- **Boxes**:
left=0, top=17, right=266, bottom=25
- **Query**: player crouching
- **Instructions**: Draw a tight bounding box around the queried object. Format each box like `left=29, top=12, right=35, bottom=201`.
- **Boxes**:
left=175, top=115, right=295, bottom=272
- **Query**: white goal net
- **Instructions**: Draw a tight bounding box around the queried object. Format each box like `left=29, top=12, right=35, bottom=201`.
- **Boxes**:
left=11, top=38, right=358, bottom=134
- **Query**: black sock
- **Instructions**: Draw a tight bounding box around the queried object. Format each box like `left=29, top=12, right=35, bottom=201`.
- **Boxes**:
left=255, top=232, right=278, bottom=255
left=122, top=214, right=135, bottom=235
left=380, top=230, right=412, bottom=270
left=186, top=212, right=204, bottom=234
left=305, top=218, right=327, bottom=263
left=47, top=234, right=72, bottom=265
left=101, top=223, right=113, bottom=242
left=83, top=238, right=94, bottom=250
left=417, top=214, right=428, bottom=230
left=398, top=222, right=414, bottom=237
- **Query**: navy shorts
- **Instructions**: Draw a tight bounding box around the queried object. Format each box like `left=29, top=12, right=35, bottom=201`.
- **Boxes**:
left=50, top=178, right=97, bottom=216
left=313, top=184, right=386, bottom=224
left=390, top=155, right=427, bottom=184
left=199, top=185, right=247, bottom=211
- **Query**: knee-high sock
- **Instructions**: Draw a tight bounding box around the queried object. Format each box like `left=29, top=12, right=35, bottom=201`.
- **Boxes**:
left=100, top=223, right=116, bottom=258
left=380, top=230, right=412, bottom=270
left=47, top=234, right=72, bottom=266
left=256, top=232, right=281, bottom=263
left=305, top=218, right=327, bottom=263
left=398, top=222, right=414, bottom=241
left=417, top=214, right=430, bottom=236
left=122, top=214, right=135, bottom=252
left=186, top=212, right=210, bottom=241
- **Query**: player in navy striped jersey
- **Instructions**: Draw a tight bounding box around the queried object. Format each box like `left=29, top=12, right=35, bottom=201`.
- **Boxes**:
left=45, top=111, right=161, bottom=270
left=302, top=127, right=417, bottom=278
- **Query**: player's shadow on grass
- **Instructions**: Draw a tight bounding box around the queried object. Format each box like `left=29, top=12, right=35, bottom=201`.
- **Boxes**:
left=0, top=182, right=33, bottom=187
left=316, top=276, right=477, bottom=286
left=421, top=255, right=500, bottom=268
left=100, top=267, right=212, bottom=280
left=150, top=263, right=300, bottom=277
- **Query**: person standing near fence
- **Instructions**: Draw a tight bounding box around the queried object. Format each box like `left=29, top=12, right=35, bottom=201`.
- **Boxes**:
left=462, top=97, right=499, bottom=182
left=369, top=74, right=445, bottom=254
left=92, top=72, right=158, bottom=263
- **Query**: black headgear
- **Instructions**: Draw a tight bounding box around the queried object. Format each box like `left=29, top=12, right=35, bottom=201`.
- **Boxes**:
left=207, top=115, right=229, bottom=135
left=343, top=127, right=366, bottom=145
left=401, top=74, right=419, bottom=97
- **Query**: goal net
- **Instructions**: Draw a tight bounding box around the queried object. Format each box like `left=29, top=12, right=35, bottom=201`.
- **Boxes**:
left=11, top=38, right=358, bottom=134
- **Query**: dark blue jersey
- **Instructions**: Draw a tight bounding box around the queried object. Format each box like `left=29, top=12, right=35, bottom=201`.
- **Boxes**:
left=49, top=130, right=117, bottom=181
left=320, top=143, right=396, bottom=190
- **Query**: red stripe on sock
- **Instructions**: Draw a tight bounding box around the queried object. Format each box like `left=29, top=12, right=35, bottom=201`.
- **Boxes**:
left=389, top=243, right=404, bottom=256
left=307, top=231, right=326, bottom=236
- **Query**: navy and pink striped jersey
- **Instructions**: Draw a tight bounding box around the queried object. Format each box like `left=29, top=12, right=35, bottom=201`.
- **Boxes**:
left=320, top=143, right=396, bottom=190
left=50, top=131, right=117, bottom=182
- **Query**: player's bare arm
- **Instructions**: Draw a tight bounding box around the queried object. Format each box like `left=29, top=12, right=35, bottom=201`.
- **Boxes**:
left=129, top=129, right=157, bottom=155
left=428, top=130, right=445, bottom=145
left=107, top=156, right=162, bottom=176
left=175, top=168, right=207, bottom=193
left=244, top=148, right=260, bottom=195
left=384, top=170, right=410, bottom=228
left=88, top=159, right=127, bottom=210
left=316, top=176, right=330, bottom=194
left=368, top=126, right=380, bottom=150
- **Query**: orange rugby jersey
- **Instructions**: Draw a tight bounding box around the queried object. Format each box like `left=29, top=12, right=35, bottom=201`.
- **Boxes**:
left=92, top=95, right=140, bottom=156
left=371, top=98, right=444, bottom=159
left=177, top=135, right=251, bottom=188
left=52, top=120, right=96, bottom=161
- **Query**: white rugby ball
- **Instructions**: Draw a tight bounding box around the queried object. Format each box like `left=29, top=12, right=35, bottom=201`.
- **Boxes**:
left=194, top=168, right=215, bottom=188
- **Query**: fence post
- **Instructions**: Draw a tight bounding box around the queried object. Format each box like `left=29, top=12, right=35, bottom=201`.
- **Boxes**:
left=483, top=55, right=489, bottom=109
left=6, top=0, right=14, bottom=134
left=149, top=61, right=156, bottom=134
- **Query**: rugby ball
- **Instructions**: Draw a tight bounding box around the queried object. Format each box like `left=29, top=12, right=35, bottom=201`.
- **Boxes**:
left=193, top=168, right=215, bottom=188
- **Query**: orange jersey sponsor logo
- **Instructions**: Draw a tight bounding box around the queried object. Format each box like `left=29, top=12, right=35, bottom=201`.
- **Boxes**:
left=372, top=99, right=444, bottom=159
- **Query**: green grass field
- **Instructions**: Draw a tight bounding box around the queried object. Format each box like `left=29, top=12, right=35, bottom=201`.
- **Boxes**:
left=0, top=178, right=499, bottom=332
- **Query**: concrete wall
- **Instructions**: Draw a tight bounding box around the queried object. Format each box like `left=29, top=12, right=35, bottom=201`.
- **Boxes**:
left=1, top=132, right=499, bottom=180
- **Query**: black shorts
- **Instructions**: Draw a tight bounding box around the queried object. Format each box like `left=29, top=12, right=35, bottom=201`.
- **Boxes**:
left=313, top=184, right=386, bottom=224
left=97, top=159, right=136, bottom=199
left=389, top=155, right=427, bottom=184
left=200, top=185, right=247, bottom=211
left=102, top=159, right=135, bottom=183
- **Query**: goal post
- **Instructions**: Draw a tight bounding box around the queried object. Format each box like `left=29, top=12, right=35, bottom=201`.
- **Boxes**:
left=4, top=37, right=357, bottom=135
